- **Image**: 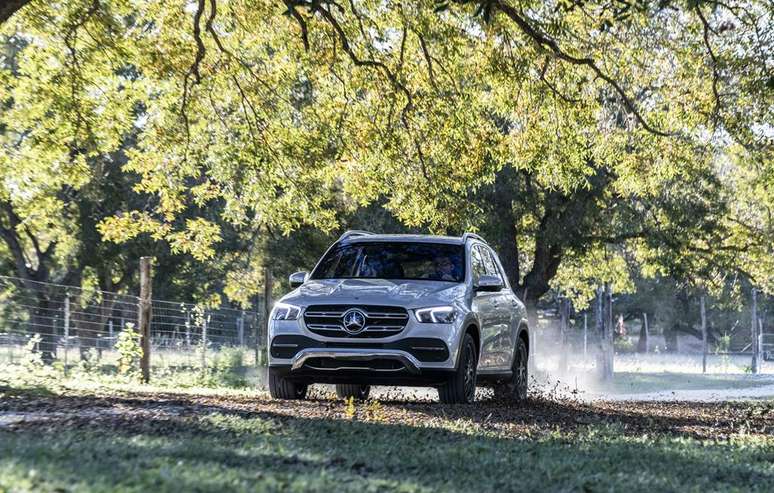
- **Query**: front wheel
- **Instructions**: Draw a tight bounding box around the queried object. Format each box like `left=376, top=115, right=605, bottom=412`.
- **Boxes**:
left=494, top=336, right=528, bottom=402
left=439, top=333, right=477, bottom=404
left=268, top=368, right=308, bottom=400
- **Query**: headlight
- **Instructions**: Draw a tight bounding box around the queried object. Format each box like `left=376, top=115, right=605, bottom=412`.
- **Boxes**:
left=414, top=306, right=457, bottom=324
left=271, top=302, right=301, bottom=321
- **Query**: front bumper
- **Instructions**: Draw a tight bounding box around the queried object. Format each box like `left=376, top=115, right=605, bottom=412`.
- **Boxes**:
left=269, top=334, right=455, bottom=385
left=269, top=313, right=463, bottom=385
left=270, top=361, right=456, bottom=386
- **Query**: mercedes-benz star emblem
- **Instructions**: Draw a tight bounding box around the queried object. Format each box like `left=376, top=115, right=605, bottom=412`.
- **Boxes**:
left=342, top=308, right=367, bottom=334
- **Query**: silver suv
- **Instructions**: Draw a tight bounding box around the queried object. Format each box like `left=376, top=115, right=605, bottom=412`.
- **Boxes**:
left=268, top=231, right=530, bottom=404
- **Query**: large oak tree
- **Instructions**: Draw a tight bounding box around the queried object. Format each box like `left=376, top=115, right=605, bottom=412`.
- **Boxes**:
left=2, top=0, right=772, bottom=332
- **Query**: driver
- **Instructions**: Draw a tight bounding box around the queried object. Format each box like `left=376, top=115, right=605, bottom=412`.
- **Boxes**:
left=433, top=255, right=457, bottom=281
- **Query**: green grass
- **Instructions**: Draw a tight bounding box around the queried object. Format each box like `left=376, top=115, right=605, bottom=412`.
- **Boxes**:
left=1, top=406, right=772, bottom=493
left=606, top=372, right=774, bottom=394
left=2, top=361, right=774, bottom=492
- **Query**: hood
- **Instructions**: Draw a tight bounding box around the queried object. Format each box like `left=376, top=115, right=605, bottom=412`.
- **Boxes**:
left=280, top=278, right=467, bottom=309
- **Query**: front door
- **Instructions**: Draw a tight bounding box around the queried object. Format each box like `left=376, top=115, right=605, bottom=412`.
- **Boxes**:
left=471, top=245, right=502, bottom=369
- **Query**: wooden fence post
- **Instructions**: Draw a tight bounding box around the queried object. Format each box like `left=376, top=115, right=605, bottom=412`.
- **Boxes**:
left=139, top=256, right=152, bottom=383
left=63, top=295, right=70, bottom=375
left=701, top=296, right=707, bottom=373
left=752, top=288, right=758, bottom=374
left=595, top=286, right=605, bottom=378
left=758, top=314, right=765, bottom=364
left=185, top=311, right=191, bottom=347
left=605, top=283, right=614, bottom=380
left=583, top=313, right=588, bottom=359
left=201, top=312, right=208, bottom=372
left=559, top=297, right=568, bottom=373
left=238, top=310, right=245, bottom=347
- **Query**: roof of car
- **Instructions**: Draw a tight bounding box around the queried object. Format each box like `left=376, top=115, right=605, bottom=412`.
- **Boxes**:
left=339, top=232, right=487, bottom=245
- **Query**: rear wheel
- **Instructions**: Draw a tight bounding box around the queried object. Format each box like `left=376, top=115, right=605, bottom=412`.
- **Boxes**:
left=494, top=336, right=528, bottom=402
left=335, top=384, right=371, bottom=400
left=439, top=333, right=477, bottom=404
left=268, top=368, right=308, bottom=400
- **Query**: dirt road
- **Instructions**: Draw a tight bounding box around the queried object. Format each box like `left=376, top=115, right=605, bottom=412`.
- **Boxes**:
left=1, top=386, right=771, bottom=440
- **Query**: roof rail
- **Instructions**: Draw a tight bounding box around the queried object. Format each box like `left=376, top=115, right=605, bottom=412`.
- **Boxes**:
left=461, top=232, right=485, bottom=243
left=338, top=230, right=375, bottom=242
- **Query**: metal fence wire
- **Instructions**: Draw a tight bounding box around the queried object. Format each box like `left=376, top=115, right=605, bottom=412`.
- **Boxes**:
left=2, top=274, right=771, bottom=376
left=536, top=293, right=773, bottom=375
left=0, top=275, right=267, bottom=372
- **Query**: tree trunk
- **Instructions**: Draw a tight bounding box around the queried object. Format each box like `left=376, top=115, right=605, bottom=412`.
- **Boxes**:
left=636, top=313, right=649, bottom=353
left=664, top=326, right=679, bottom=352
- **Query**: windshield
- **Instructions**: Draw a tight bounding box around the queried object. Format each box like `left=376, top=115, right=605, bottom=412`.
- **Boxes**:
left=311, top=242, right=465, bottom=282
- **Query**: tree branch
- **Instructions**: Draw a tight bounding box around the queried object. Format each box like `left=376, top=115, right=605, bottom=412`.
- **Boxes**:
left=417, top=31, right=439, bottom=93
left=491, top=0, right=674, bottom=137
left=539, top=57, right=582, bottom=104
left=283, top=0, right=310, bottom=50
left=695, top=4, right=722, bottom=128
left=0, top=201, right=36, bottom=286
left=180, top=0, right=207, bottom=149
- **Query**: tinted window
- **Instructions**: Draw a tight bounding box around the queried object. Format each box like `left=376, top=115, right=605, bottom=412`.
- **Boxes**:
left=311, top=242, right=465, bottom=282
left=482, top=248, right=505, bottom=284
left=471, top=246, right=487, bottom=282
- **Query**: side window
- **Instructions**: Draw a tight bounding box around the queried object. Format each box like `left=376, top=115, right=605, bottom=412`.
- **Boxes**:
left=480, top=248, right=497, bottom=277
left=483, top=248, right=506, bottom=285
left=470, top=246, right=487, bottom=282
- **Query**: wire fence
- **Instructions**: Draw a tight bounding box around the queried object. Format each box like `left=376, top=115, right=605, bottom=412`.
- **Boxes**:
left=535, top=292, right=774, bottom=376
left=2, top=273, right=772, bottom=380
left=0, top=275, right=267, bottom=374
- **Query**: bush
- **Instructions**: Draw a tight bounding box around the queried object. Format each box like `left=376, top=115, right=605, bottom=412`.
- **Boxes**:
left=209, top=347, right=248, bottom=388
left=115, top=324, right=142, bottom=377
left=189, top=346, right=249, bottom=389
left=22, top=334, right=44, bottom=370
left=77, top=348, right=102, bottom=374
left=614, top=337, right=636, bottom=354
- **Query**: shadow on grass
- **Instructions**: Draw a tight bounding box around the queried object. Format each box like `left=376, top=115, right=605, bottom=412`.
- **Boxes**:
left=1, top=391, right=773, bottom=492
left=2, top=386, right=772, bottom=439
left=0, top=382, right=59, bottom=399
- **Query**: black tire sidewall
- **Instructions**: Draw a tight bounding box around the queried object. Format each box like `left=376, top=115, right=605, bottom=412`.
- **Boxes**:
left=440, top=333, right=477, bottom=404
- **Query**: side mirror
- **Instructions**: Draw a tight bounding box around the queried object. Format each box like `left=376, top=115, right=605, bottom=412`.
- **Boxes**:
left=474, top=275, right=503, bottom=292
left=289, top=271, right=309, bottom=288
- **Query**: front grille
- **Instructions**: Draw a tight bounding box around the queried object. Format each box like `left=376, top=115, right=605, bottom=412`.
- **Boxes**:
left=271, top=335, right=450, bottom=362
left=303, top=304, right=409, bottom=338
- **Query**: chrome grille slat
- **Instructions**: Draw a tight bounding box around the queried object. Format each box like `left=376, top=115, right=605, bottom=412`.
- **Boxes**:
left=304, top=304, right=409, bottom=339
left=306, top=323, right=342, bottom=329
left=305, top=311, right=346, bottom=317
left=305, top=311, right=408, bottom=319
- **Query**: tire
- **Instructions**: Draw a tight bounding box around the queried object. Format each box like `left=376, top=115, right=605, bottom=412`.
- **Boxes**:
left=439, top=333, right=477, bottom=404
left=268, top=368, right=308, bottom=400
left=335, top=384, right=371, bottom=400
left=494, top=336, right=529, bottom=402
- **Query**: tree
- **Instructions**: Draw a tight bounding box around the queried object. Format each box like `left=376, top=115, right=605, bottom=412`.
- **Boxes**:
left=2, top=0, right=772, bottom=334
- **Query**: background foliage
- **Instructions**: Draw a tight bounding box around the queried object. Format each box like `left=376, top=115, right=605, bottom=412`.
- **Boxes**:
left=0, top=0, right=771, bottom=341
